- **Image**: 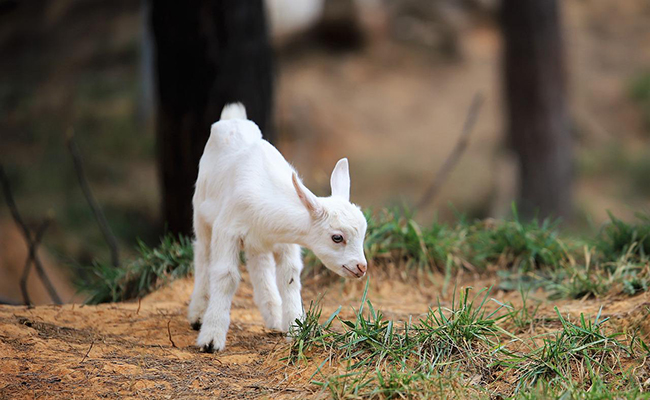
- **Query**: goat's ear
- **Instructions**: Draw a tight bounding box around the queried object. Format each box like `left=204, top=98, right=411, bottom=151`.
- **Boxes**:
left=292, top=173, right=322, bottom=217
left=330, top=158, right=350, bottom=201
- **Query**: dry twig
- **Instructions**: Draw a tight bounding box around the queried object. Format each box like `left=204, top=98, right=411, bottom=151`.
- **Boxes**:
left=0, top=164, right=62, bottom=305
left=167, top=320, right=177, bottom=348
left=66, top=130, right=120, bottom=268
left=417, top=93, right=485, bottom=209
left=80, top=340, right=95, bottom=363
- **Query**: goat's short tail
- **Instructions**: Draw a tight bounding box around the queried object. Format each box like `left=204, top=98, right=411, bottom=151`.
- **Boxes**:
left=220, top=103, right=247, bottom=121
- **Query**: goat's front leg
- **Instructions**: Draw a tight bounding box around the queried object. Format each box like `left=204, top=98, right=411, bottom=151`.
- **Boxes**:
left=246, top=252, right=283, bottom=330
left=196, top=233, right=240, bottom=352
left=274, top=244, right=305, bottom=333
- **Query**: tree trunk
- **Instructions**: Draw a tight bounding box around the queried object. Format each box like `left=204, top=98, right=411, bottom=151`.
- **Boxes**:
left=501, top=0, right=572, bottom=220
left=151, top=0, right=274, bottom=236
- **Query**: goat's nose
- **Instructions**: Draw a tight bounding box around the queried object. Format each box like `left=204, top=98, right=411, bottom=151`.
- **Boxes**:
left=356, top=263, right=367, bottom=274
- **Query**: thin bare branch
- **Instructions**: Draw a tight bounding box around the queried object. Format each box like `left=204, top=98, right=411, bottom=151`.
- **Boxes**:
left=417, top=93, right=485, bottom=210
left=66, top=131, right=120, bottom=268
left=0, top=165, right=62, bottom=304
left=19, top=219, right=51, bottom=306
left=0, top=164, right=30, bottom=239
left=18, top=258, right=32, bottom=306
left=28, top=218, right=60, bottom=303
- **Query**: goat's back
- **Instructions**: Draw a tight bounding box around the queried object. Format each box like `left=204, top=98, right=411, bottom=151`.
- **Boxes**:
left=194, top=112, right=298, bottom=228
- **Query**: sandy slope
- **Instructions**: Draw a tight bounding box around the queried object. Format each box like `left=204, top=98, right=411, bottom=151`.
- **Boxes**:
left=2, top=272, right=650, bottom=399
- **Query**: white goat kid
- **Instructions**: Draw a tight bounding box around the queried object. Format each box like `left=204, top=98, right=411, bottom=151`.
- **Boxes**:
left=188, top=103, right=368, bottom=352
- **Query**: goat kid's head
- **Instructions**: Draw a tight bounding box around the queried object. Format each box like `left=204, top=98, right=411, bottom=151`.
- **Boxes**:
left=292, top=158, right=368, bottom=279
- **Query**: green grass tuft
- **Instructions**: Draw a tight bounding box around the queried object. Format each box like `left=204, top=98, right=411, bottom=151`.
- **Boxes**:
left=504, top=289, right=542, bottom=333
left=596, top=211, right=650, bottom=262
left=502, top=306, right=633, bottom=394
left=468, top=205, right=567, bottom=271
left=81, top=234, right=193, bottom=304
left=296, top=284, right=644, bottom=398
left=288, top=299, right=341, bottom=364
left=79, top=205, right=650, bottom=304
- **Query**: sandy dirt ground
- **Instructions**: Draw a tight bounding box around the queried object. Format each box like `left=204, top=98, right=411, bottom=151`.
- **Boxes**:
left=2, top=270, right=650, bottom=399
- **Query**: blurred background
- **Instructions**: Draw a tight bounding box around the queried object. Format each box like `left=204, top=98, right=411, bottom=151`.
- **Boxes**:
left=0, top=0, right=649, bottom=304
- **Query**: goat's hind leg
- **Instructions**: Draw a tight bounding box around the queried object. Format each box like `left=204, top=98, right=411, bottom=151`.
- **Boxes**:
left=196, top=232, right=241, bottom=352
left=188, top=221, right=211, bottom=330
left=246, top=251, right=282, bottom=330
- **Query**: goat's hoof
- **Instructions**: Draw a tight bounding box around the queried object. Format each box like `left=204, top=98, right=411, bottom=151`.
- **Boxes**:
left=196, top=325, right=227, bottom=352
left=191, top=321, right=202, bottom=331
left=202, top=341, right=215, bottom=353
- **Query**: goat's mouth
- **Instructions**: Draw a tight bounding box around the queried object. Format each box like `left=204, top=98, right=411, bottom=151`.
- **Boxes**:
left=342, top=265, right=363, bottom=279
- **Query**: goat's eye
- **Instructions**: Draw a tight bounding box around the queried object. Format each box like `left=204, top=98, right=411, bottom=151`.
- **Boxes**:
left=331, top=234, right=344, bottom=244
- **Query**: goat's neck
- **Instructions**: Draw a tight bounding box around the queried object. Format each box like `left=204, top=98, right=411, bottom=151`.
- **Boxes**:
left=266, top=200, right=314, bottom=248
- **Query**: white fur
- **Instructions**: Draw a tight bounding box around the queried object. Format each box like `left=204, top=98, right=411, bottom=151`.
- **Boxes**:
left=189, top=103, right=368, bottom=351
left=220, top=103, right=247, bottom=120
